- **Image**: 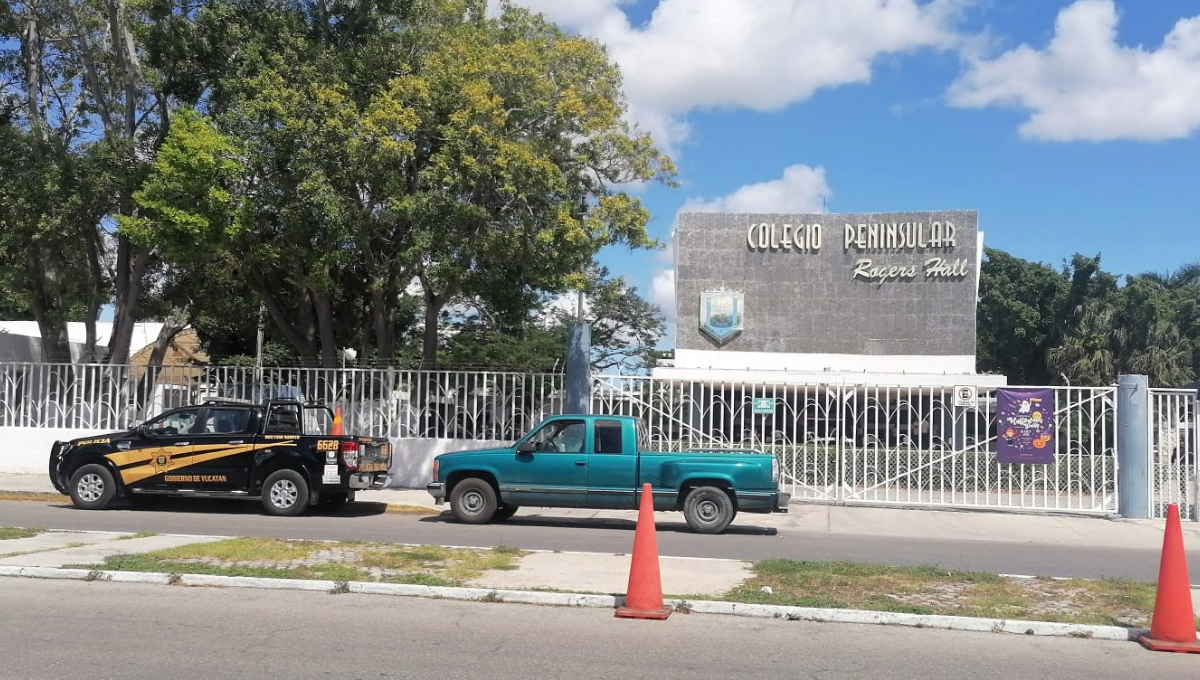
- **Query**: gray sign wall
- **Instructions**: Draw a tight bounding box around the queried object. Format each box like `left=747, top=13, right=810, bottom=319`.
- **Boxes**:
left=675, top=210, right=979, bottom=356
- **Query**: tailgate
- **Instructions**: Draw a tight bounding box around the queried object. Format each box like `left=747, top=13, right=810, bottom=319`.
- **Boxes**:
left=355, top=438, right=392, bottom=473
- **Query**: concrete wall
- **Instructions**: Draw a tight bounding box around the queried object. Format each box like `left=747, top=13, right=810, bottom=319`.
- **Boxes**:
left=0, top=427, right=505, bottom=489
left=1, top=427, right=105, bottom=474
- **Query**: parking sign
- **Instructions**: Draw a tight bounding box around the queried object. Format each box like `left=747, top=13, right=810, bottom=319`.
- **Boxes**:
left=953, top=385, right=977, bottom=408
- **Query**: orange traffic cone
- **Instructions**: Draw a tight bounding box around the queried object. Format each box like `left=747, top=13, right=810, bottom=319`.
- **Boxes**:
left=331, top=407, right=344, bottom=436
left=615, top=483, right=671, bottom=620
left=1138, top=504, right=1200, bottom=653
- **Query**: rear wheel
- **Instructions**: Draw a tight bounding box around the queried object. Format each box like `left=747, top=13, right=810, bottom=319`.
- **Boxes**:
left=68, top=464, right=117, bottom=510
left=683, top=486, right=736, bottom=534
left=261, top=469, right=310, bottom=517
left=450, top=478, right=497, bottom=524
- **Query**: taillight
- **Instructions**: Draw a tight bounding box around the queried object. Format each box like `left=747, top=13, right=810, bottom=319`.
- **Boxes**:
left=771, top=454, right=780, bottom=484
left=340, top=440, right=359, bottom=470
left=432, top=459, right=439, bottom=482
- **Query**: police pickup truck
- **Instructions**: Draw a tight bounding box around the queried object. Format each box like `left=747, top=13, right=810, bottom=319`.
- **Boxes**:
left=49, top=399, right=392, bottom=516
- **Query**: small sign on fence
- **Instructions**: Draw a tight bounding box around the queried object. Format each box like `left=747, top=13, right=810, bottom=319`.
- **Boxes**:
left=953, top=385, right=977, bottom=408
left=752, top=397, right=775, bottom=415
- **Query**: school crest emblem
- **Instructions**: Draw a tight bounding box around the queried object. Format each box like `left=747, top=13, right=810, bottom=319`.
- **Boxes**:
left=699, top=289, right=744, bottom=346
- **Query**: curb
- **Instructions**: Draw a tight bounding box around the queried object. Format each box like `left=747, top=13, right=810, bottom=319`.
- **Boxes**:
left=0, top=565, right=1148, bottom=642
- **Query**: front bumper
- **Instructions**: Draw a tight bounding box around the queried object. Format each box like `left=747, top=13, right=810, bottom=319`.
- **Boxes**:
left=348, top=473, right=392, bottom=490
left=427, top=482, right=446, bottom=505
left=775, top=491, right=791, bottom=513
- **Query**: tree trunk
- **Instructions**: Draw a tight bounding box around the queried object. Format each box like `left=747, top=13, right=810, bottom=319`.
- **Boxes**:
left=419, top=277, right=458, bottom=369
left=311, top=289, right=338, bottom=368
left=107, top=237, right=150, bottom=364
left=248, top=272, right=318, bottom=364
left=371, top=284, right=397, bottom=364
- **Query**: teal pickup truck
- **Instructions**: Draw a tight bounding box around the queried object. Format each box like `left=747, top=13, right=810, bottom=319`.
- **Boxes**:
left=426, top=414, right=789, bottom=534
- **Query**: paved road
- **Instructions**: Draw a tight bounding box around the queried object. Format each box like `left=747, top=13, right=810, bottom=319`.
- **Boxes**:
left=1, top=498, right=1190, bottom=581
left=0, top=578, right=1193, bottom=680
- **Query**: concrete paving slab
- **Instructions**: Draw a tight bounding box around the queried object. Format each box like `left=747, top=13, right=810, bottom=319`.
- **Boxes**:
left=0, top=533, right=226, bottom=568
left=0, top=530, right=130, bottom=558
left=468, top=551, right=753, bottom=597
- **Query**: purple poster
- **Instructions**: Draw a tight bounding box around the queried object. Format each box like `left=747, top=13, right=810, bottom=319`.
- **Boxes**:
left=996, top=388, right=1056, bottom=464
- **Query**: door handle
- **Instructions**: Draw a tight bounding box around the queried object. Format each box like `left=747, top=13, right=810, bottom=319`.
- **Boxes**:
left=173, top=442, right=190, bottom=447
left=575, top=461, right=587, bottom=466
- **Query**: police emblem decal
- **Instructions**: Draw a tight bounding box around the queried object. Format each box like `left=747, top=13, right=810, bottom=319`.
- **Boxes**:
left=699, top=289, right=744, bottom=346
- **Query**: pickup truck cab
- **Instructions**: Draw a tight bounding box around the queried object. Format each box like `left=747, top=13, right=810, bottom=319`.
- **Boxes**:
left=49, top=399, right=392, bottom=516
left=427, top=414, right=789, bottom=533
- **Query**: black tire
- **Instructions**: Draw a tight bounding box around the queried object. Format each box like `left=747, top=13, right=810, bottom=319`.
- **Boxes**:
left=261, top=469, right=310, bottom=517
left=493, top=505, right=519, bottom=521
left=683, top=486, right=736, bottom=534
left=316, top=491, right=355, bottom=511
left=68, top=464, right=117, bottom=510
left=450, top=478, right=497, bottom=524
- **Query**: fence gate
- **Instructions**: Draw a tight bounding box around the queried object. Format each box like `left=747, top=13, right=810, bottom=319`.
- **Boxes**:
left=1151, top=389, right=1198, bottom=520
left=593, top=376, right=1118, bottom=515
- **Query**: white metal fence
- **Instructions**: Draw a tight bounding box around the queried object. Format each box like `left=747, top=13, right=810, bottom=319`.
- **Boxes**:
left=0, top=362, right=563, bottom=440
left=5, top=361, right=1197, bottom=518
left=593, top=376, right=1118, bottom=514
left=1151, top=388, right=1198, bottom=520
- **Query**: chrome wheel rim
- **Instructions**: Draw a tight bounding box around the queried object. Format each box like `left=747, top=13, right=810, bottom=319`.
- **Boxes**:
left=696, top=498, right=720, bottom=522
left=77, top=473, right=105, bottom=502
left=461, top=490, right=485, bottom=514
left=270, top=479, right=299, bottom=508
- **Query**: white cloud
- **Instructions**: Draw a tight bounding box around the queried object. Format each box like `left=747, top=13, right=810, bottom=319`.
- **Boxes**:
left=498, top=0, right=964, bottom=150
left=947, top=0, right=1200, bottom=142
left=653, top=164, right=833, bottom=344
left=681, top=164, right=832, bottom=214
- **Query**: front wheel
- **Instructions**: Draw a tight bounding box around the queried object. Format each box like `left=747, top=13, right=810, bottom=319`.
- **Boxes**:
left=68, top=464, right=117, bottom=510
left=450, top=478, right=497, bottom=524
left=683, top=486, right=736, bottom=534
left=261, top=469, right=310, bottom=517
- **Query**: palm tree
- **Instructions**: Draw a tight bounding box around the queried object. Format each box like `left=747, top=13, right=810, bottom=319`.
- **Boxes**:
left=1129, top=320, right=1196, bottom=387
left=1048, top=299, right=1123, bottom=386
left=1137, top=263, right=1200, bottom=290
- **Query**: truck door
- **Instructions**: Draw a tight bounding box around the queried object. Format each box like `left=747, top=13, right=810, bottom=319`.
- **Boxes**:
left=585, top=418, right=638, bottom=509
left=119, top=407, right=202, bottom=489
left=506, top=417, right=589, bottom=507
left=183, top=407, right=255, bottom=490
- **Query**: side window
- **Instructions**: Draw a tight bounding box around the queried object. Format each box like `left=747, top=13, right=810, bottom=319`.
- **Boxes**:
left=594, top=420, right=625, bottom=454
left=266, top=407, right=302, bottom=435
left=200, top=408, right=251, bottom=435
left=525, top=419, right=587, bottom=453
left=143, top=408, right=201, bottom=436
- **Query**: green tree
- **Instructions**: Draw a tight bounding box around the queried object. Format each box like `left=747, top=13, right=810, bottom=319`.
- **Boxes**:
left=2, top=0, right=175, bottom=363
left=132, top=0, right=675, bottom=369
left=1048, top=298, right=1120, bottom=386
left=975, top=248, right=1068, bottom=384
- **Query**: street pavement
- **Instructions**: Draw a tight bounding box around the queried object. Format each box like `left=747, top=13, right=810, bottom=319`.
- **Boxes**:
left=4, top=472, right=1200, bottom=614
left=5, top=578, right=1199, bottom=680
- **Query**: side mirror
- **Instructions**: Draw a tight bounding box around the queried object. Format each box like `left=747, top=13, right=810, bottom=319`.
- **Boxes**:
left=516, top=441, right=537, bottom=454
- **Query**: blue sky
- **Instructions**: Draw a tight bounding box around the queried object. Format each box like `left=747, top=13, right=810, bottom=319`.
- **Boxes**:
left=509, top=0, right=1200, bottom=342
